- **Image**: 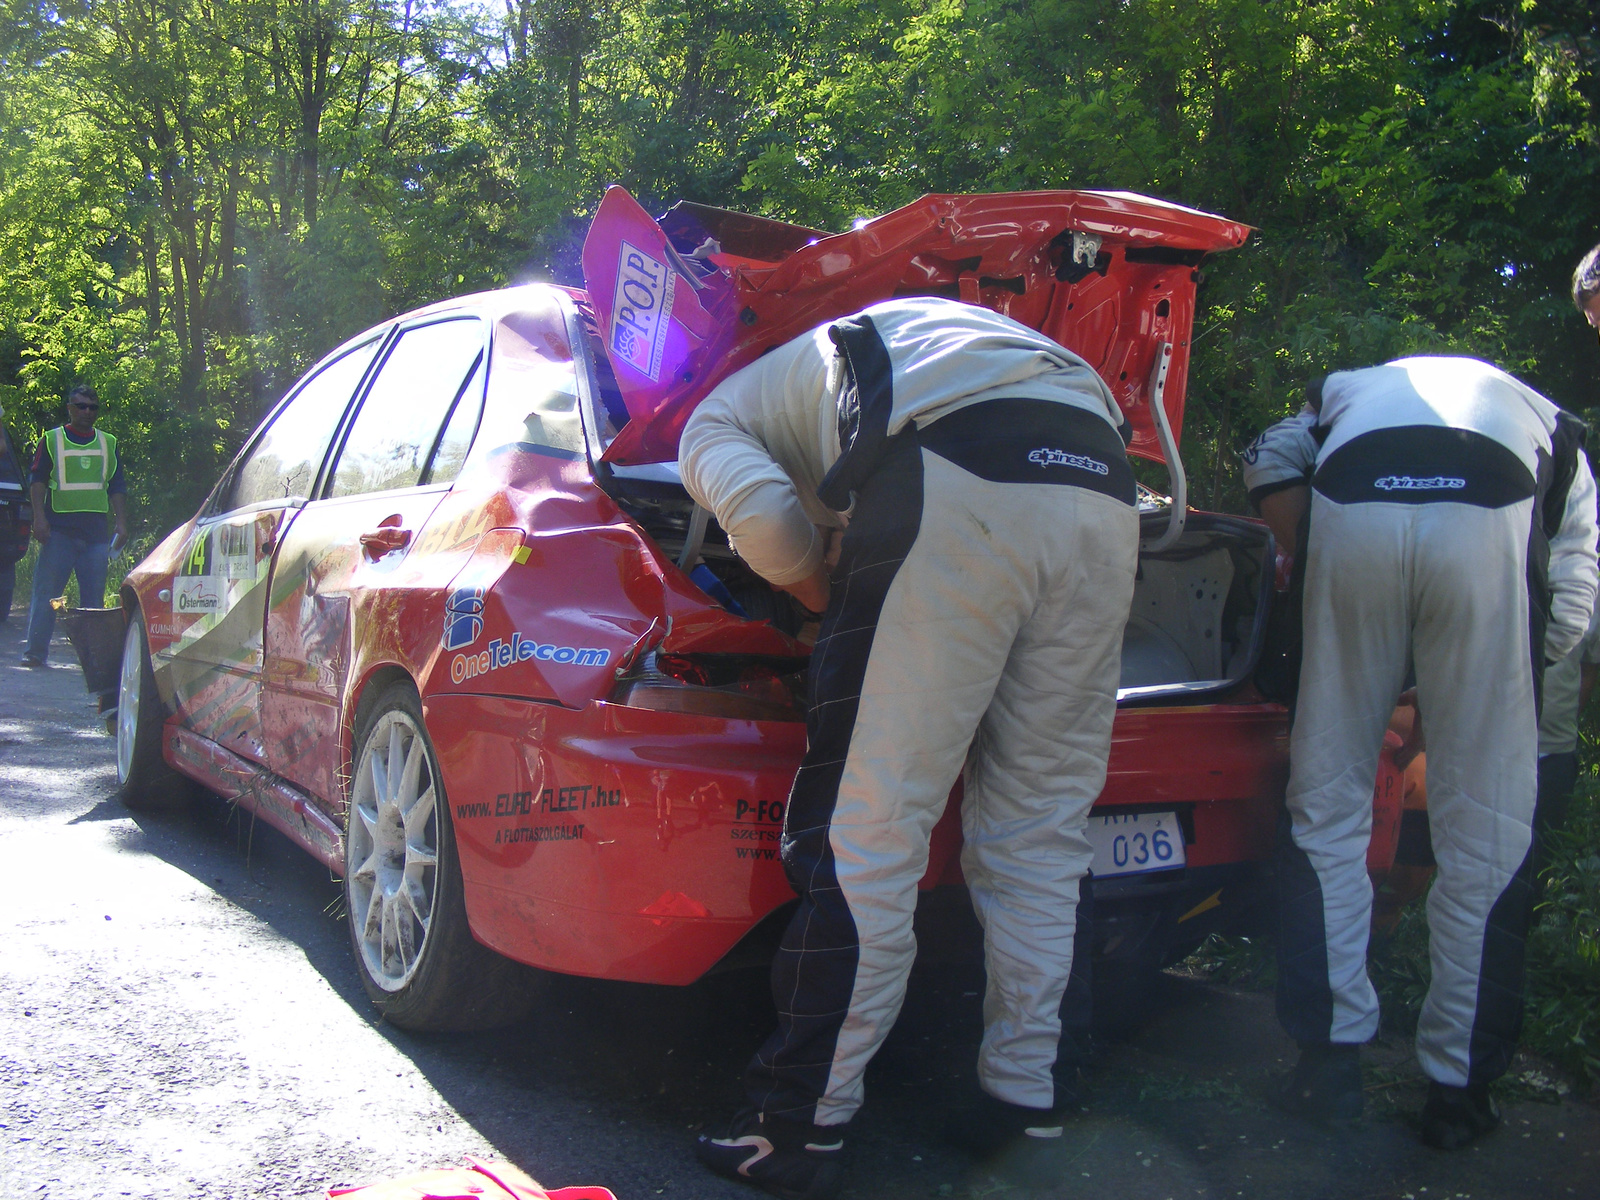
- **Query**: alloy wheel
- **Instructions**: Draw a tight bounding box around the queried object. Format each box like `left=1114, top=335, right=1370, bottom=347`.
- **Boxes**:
left=347, top=709, right=441, bottom=991
left=116, top=623, right=142, bottom=784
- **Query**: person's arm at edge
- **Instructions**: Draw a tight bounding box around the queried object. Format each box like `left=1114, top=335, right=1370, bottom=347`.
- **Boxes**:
left=107, top=452, right=128, bottom=552
left=1258, top=486, right=1310, bottom=558
left=1579, top=664, right=1598, bottom=711
left=1240, top=406, right=1319, bottom=555
left=109, top=493, right=128, bottom=553
left=1544, top=452, right=1599, bottom=663
left=1576, top=599, right=1600, bottom=710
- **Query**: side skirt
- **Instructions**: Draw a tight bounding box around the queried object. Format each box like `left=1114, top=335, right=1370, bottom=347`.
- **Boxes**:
left=165, top=723, right=344, bottom=872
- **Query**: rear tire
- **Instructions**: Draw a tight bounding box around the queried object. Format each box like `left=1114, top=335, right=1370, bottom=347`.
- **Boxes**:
left=343, top=681, right=540, bottom=1030
left=115, top=614, right=191, bottom=811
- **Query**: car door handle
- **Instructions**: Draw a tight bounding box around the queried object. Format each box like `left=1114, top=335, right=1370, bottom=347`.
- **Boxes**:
left=359, top=526, right=412, bottom=557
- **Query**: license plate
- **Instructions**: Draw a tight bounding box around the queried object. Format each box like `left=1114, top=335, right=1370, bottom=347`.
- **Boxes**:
left=1087, top=810, right=1186, bottom=877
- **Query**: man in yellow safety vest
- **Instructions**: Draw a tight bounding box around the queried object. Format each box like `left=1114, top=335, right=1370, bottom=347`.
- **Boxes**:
left=22, top=385, right=129, bottom=667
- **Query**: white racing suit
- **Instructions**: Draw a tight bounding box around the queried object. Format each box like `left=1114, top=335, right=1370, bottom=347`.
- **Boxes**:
left=1243, top=357, right=1599, bottom=1087
left=681, top=296, right=1139, bottom=1124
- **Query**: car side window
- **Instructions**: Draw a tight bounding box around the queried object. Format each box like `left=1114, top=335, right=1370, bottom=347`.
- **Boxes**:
left=329, top=318, right=484, bottom=498
left=423, top=355, right=486, bottom=487
left=232, top=339, right=379, bottom=509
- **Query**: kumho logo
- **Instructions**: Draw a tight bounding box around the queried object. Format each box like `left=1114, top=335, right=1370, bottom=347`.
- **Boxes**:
left=450, top=633, right=611, bottom=684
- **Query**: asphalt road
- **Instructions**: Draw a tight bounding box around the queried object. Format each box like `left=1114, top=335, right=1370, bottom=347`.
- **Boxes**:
left=4, top=635, right=1599, bottom=1200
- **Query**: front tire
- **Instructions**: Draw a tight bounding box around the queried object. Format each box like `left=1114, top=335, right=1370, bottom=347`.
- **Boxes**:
left=344, top=681, right=538, bottom=1030
left=116, top=613, right=190, bottom=811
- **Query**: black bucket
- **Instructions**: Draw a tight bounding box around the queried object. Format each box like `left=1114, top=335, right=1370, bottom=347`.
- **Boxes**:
left=56, top=605, right=127, bottom=713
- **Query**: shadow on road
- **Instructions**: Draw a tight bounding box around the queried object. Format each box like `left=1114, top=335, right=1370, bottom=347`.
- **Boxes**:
left=6, top=653, right=1599, bottom=1200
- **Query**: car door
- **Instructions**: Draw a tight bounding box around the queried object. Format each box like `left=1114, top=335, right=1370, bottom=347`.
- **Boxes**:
left=156, top=338, right=381, bottom=756
left=260, top=314, right=488, bottom=808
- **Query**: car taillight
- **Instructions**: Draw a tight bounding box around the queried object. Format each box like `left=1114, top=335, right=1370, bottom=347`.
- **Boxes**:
left=611, top=652, right=808, bottom=723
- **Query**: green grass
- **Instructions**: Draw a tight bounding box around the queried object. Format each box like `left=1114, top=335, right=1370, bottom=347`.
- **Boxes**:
left=1522, top=779, right=1600, bottom=1086
left=1369, top=776, right=1600, bottom=1090
left=1183, top=775, right=1600, bottom=1093
left=1133, top=1069, right=1247, bottom=1105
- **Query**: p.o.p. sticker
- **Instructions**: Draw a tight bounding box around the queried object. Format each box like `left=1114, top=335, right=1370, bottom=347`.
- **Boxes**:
left=608, top=240, right=677, bottom=383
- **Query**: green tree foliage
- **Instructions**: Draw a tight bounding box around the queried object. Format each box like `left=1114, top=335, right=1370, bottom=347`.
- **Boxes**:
left=0, top=0, right=495, bottom=528
left=715, top=0, right=1600, bottom=506
left=0, top=0, right=1596, bottom=534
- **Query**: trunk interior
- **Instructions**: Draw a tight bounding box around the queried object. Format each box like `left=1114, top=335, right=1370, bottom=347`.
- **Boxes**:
left=600, top=462, right=1274, bottom=704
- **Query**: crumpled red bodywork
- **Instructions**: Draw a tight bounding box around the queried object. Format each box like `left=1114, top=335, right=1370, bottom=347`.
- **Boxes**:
left=582, top=186, right=1250, bottom=466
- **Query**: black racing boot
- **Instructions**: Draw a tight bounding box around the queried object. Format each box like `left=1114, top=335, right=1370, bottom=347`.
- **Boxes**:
left=1276, top=1042, right=1364, bottom=1123
left=1420, top=1080, right=1500, bottom=1150
left=695, top=1108, right=845, bottom=1200
left=1051, top=1061, right=1087, bottom=1110
left=945, top=1093, right=1071, bottom=1187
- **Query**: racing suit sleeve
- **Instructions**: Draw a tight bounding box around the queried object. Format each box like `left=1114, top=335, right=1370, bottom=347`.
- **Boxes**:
left=1543, top=452, right=1599, bottom=663
left=680, top=329, right=840, bottom=588
left=1240, top=406, right=1319, bottom=511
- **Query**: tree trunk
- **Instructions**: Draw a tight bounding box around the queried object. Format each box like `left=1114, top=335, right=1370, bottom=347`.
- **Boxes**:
left=1210, top=387, right=1233, bottom=510
left=508, top=0, right=531, bottom=61
left=214, top=155, right=240, bottom=333
left=141, top=224, right=163, bottom=337
left=564, top=48, right=581, bottom=162
left=296, top=0, right=335, bottom=231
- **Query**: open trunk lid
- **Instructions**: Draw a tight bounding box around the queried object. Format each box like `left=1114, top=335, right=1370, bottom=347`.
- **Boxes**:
left=579, top=186, right=1250, bottom=467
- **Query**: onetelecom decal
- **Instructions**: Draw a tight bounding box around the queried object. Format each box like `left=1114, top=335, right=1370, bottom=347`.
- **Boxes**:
left=451, top=633, right=611, bottom=684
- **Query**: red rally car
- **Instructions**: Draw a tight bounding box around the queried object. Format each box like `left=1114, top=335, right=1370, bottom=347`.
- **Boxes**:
left=114, top=187, right=1414, bottom=1029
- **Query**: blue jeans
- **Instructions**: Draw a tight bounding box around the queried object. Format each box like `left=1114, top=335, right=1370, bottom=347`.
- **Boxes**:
left=0, top=560, right=13, bottom=625
left=24, top=533, right=110, bottom=661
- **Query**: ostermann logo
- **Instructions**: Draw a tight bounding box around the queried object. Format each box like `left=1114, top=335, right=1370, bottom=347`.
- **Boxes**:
left=450, top=633, right=611, bottom=684
left=175, top=580, right=221, bottom=613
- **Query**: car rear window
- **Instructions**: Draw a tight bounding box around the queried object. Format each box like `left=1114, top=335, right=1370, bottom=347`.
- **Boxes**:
left=458, top=303, right=586, bottom=477
left=461, top=359, right=584, bottom=474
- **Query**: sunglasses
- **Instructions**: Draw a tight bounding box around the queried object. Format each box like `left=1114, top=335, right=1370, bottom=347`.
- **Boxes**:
left=71, top=402, right=99, bottom=411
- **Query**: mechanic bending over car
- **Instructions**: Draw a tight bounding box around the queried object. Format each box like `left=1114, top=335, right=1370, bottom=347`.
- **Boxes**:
left=1243, top=356, right=1599, bottom=1149
left=681, top=295, right=1139, bottom=1200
